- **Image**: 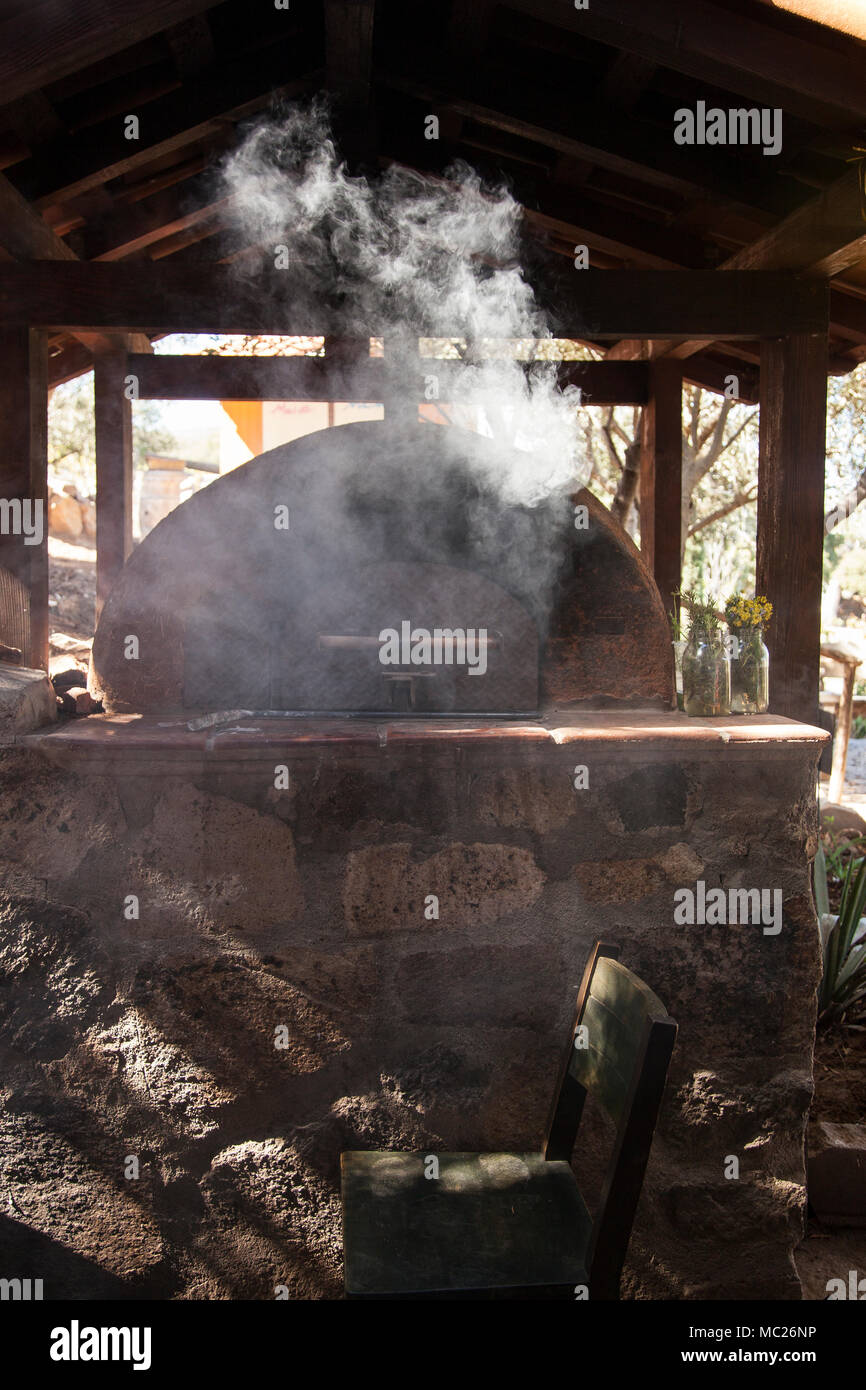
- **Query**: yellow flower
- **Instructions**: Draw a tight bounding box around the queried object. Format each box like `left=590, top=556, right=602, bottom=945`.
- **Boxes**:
left=725, top=592, right=771, bottom=630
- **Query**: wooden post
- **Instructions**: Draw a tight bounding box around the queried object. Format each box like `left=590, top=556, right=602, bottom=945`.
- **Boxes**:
left=826, top=649, right=859, bottom=802
left=324, top=0, right=376, bottom=167
left=384, top=335, right=419, bottom=430
left=94, top=351, right=132, bottom=619
left=323, top=336, right=370, bottom=426
left=639, top=359, right=683, bottom=615
left=758, top=332, right=828, bottom=725
left=0, top=327, right=49, bottom=670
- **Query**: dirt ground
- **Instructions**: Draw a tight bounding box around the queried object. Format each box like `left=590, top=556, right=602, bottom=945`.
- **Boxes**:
left=47, top=539, right=96, bottom=686
left=796, top=1222, right=866, bottom=1299
left=812, top=1027, right=866, bottom=1126
left=49, top=538, right=96, bottom=645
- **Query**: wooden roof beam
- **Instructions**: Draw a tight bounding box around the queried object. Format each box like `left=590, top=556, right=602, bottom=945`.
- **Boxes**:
left=448, top=0, right=495, bottom=64
left=598, top=51, right=657, bottom=112
left=325, top=0, right=375, bottom=103
left=391, top=139, right=714, bottom=271
left=325, top=0, right=376, bottom=164
left=0, top=172, right=150, bottom=361
left=0, top=262, right=828, bottom=338
left=68, top=173, right=231, bottom=261
left=505, top=0, right=866, bottom=128
left=7, top=40, right=319, bottom=207
left=607, top=164, right=866, bottom=362
left=124, top=352, right=651, bottom=405
left=165, top=14, right=216, bottom=78
left=377, top=72, right=798, bottom=220
left=3, top=91, right=65, bottom=148
left=682, top=354, right=759, bottom=402
left=0, top=0, right=225, bottom=106
left=722, top=165, right=866, bottom=277
left=828, top=288, right=866, bottom=344
left=523, top=202, right=708, bottom=271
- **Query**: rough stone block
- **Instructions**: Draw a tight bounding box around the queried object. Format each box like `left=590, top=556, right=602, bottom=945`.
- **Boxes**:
left=343, top=840, right=545, bottom=934
left=808, top=1121, right=866, bottom=1225
left=133, top=782, right=303, bottom=931
left=0, top=664, right=57, bottom=738
left=472, top=766, right=576, bottom=831
left=574, top=857, right=665, bottom=902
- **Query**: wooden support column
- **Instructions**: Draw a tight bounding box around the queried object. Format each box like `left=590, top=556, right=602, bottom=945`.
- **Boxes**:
left=826, top=649, right=859, bottom=803
left=323, top=335, right=371, bottom=423
left=325, top=0, right=376, bottom=166
left=94, top=352, right=132, bottom=619
left=757, top=332, right=828, bottom=725
left=0, top=327, right=49, bottom=670
left=639, top=359, right=683, bottom=616
left=384, top=334, right=420, bottom=430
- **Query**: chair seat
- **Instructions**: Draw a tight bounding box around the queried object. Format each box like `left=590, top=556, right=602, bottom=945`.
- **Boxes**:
left=341, top=1150, right=591, bottom=1297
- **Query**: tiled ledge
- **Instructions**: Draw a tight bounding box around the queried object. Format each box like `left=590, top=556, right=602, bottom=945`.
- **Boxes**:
left=19, top=709, right=829, bottom=775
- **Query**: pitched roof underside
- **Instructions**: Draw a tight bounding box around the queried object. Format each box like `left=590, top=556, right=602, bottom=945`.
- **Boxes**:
left=2, top=0, right=866, bottom=394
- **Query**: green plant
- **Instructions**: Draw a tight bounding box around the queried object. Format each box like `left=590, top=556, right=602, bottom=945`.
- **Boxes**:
left=851, top=714, right=866, bottom=739
left=815, top=845, right=866, bottom=1025
left=674, top=588, right=722, bottom=642
left=821, top=815, right=866, bottom=884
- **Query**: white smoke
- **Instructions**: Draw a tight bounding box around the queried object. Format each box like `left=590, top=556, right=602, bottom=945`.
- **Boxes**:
left=218, top=100, right=589, bottom=504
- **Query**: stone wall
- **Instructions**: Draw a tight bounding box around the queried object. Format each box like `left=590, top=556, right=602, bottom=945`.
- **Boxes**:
left=0, top=717, right=824, bottom=1299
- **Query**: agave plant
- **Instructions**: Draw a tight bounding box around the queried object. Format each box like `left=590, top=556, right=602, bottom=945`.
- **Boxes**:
left=814, top=844, right=866, bottom=1025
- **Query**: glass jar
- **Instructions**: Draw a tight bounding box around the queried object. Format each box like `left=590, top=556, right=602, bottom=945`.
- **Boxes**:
left=682, top=635, right=731, bottom=717
left=672, top=639, right=687, bottom=711
left=729, top=625, right=769, bottom=714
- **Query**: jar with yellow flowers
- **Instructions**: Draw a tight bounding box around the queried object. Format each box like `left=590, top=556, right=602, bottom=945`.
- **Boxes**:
left=724, top=594, right=771, bottom=715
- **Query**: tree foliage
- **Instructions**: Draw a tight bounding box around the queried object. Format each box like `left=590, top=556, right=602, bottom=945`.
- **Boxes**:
left=48, top=371, right=177, bottom=495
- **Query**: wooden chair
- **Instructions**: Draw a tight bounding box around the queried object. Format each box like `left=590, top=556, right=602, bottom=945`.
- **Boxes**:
left=341, top=940, right=677, bottom=1299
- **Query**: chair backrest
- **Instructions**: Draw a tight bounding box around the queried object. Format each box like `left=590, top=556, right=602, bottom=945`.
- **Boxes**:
left=0, top=563, right=29, bottom=660
left=543, top=940, right=677, bottom=1299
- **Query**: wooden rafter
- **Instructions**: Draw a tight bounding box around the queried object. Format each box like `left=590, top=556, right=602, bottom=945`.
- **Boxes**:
left=607, top=164, right=866, bottom=363
left=377, top=71, right=799, bottom=218
left=504, top=0, right=866, bottom=127
left=0, top=0, right=861, bottom=400
left=325, top=0, right=376, bottom=106
left=69, top=173, right=232, bottom=262
left=9, top=47, right=319, bottom=207
left=723, top=165, right=866, bottom=277
left=0, top=173, right=150, bottom=361
left=324, top=0, right=376, bottom=164
left=0, top=0, right=225, bottom=107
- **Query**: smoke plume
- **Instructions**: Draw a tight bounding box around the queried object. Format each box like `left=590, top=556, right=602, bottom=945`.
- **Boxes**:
left=218, top=99, right=589, bottom=504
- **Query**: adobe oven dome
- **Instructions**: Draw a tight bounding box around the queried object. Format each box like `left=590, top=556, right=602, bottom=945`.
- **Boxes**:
left=91, top=421, right=673, bottom=715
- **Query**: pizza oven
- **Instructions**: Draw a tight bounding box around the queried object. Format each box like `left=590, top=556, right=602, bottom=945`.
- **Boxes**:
left=18, top=417, right=826, bottom=1302
left=90, top=420, right=672, bottom=716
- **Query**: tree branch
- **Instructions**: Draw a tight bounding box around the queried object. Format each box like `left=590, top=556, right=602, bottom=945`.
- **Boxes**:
left=695, top=395, right=731, bottom=453
left=689, top=405, right=757, bottom=492
left=600, top=408, right=625, bottom=472
left=611, top=435, right=641, bottom=523
left=825, top=466, right=866, bottom=531
left=688, top=486, right=757, bottom=537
